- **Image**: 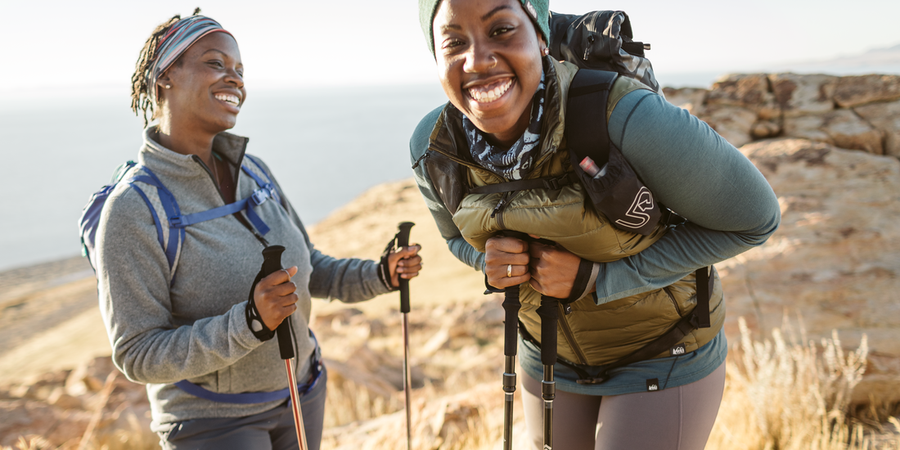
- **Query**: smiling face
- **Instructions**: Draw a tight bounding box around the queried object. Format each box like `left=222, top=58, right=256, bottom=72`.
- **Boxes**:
left=432, top=0, right=544, bottom=146
left=157, top=32, right=245, bottom=134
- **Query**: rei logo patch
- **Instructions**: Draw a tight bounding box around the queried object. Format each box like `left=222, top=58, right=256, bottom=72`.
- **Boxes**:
left=646, top=378, right=659, bottom=391
left=615, top=186, right=655, bottom=230
left=671, top=343, right=687, bottom=356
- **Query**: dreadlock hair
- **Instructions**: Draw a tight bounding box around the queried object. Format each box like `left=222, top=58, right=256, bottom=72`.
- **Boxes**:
left=130, top=7, right=203, bottom=127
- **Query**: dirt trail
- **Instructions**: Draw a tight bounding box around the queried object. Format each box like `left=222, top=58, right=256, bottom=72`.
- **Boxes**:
left=0, top=256, right=109, bottom=384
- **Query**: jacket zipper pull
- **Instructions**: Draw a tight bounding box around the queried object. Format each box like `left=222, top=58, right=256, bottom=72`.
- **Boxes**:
left=564, top=304, right=573, bottom=315
left=412, top=152, right=429, bottom=170
left=490, top=192, right=511, bottom=219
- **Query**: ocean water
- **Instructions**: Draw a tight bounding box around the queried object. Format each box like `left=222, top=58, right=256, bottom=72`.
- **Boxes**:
left=0, top=84, right=449, bottom=272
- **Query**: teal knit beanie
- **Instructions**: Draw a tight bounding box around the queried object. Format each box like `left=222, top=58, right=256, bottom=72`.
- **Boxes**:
left=418, top=0, right=550, bottom=55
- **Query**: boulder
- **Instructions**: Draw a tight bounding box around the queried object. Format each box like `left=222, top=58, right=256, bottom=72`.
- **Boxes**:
left=702, top=105, right=757, bottom=148
left=833, top=74, right=900, bottom=108
left=783, top=109, right=884, bottom=155
left=855, top=99, right=900, bottom=158
left=751, top=120, right=781, bottom=140
left=722, top=138, right=900, bottom=403
left=769, top=73, right=838, bottom=117
left=707, top=73, right=780, bottom=120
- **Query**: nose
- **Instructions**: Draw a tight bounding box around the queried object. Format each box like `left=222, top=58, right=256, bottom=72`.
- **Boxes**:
left=225, top=67, right=244, bottom=89
left=463, top=44, right=496, bottom=73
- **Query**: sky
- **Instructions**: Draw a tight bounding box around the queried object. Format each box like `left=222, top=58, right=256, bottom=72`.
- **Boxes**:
left=2, top=0, right=899, bottom=99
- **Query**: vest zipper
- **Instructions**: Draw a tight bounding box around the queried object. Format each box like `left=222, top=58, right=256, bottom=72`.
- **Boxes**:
left=557, top=302, right=589, bottom=365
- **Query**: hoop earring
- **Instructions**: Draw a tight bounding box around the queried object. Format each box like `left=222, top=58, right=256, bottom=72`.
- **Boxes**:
left=542, top=48, right=550, bottom=56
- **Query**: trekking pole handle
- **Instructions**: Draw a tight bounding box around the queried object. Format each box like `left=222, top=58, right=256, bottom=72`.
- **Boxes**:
left=502, top=285, right=521, bottom=357
left=396, top=222, right=415, bottom=314
left=259, top=245, right=295, bottom=361
left=537, top=295, right=560, bottom=365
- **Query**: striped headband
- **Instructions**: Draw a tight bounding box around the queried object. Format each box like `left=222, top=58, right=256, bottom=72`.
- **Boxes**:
left=147, top=15, right=233, bottom=103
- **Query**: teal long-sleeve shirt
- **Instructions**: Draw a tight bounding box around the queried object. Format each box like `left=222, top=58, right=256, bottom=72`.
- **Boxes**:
left=410, top=86, right=780, bottom=305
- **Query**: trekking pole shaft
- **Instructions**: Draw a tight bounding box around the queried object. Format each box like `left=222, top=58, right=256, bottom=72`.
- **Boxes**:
left=502, top=355, right=516, bottom=450
left=402, top=315, right=412, bottom=450
left=396, top=221, right=415, bottom=450
left=284, top=358, right=308, bottom=450
left=537, top=295, right=559, bottom=450
left=542, top=365, right=555, bottom=449
left=501, top=285, right=520, bottom=450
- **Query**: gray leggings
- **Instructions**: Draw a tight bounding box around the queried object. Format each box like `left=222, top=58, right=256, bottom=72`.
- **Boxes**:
left=522, top=362, right=725, bottom=450
left=156, top=368, right=328, bottom=450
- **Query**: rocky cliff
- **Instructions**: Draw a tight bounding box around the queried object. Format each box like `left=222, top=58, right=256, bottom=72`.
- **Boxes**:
left=665, top=73, right=900, bottom=403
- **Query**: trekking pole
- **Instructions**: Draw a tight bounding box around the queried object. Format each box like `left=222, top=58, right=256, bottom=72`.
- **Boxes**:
left=501, top=284, right=521, bottom=450
left=536, top=295, right=560, bottom=449
left=396, top=222, right=416, bottom=450
left=259, top=245, right=308, bottom=450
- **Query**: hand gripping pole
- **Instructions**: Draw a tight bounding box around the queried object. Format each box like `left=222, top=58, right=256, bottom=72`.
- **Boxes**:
left=536, top=295, right=560, bottom=449
left=396, top=222, right=415, bottom=450
left=259, top=246, right=308, bottom=450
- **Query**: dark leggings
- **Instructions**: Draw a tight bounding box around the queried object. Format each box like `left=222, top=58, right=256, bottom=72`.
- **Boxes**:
left=522, top=362, right=725, bottom=450
left=157, top=368, right=328, bottom=450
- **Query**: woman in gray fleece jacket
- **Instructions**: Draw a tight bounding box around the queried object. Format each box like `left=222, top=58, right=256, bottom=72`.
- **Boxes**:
left=94, top=11, right=421, bottom=450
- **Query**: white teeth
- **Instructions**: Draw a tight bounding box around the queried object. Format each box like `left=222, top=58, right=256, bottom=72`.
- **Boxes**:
left=215, top=94, right=240, bottom=106
left=468, top=79, right=512, bottom=103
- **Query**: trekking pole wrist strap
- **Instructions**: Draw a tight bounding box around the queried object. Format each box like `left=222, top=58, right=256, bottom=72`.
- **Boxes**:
left=378, top=231, right=405, bottom=292
left=245, top=271, right=276, bottom=342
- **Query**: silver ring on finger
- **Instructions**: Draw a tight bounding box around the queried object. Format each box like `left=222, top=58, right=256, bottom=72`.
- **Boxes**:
left=507, top=264, right=513, bottom=278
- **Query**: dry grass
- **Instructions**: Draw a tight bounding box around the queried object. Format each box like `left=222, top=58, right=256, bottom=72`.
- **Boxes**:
left=707, top=316, right=896, bottom=450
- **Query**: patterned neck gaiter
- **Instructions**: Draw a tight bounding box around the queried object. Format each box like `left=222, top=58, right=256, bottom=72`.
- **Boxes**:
left=463, top=65, right=547, bottom=181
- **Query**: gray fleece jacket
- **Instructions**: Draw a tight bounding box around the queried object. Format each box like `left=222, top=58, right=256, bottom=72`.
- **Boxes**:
left=95, top=127, right=390, bottom=426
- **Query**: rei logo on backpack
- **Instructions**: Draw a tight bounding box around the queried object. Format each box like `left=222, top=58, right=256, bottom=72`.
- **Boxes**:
left=78, top=155, right=280, bottom=282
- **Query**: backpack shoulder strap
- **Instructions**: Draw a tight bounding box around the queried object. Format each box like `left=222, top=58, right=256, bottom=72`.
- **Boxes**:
left=79, top=161, right=140, bottom=271
left=122, top=166, right=184, bottom=280
left=565, top=69, right=618, bottom=168
left=79, top=162, right=183, bottom=282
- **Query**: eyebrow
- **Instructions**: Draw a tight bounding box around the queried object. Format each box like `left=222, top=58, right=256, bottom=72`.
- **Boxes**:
left=440, top=4, right=515, bottom=32
left=482, top=5, right=512, bottom=21
left=202, top=49, right=228, bottom=57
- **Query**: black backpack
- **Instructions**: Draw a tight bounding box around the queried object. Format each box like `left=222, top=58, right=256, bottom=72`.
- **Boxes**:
left=549, top=10, right=661, bottom=93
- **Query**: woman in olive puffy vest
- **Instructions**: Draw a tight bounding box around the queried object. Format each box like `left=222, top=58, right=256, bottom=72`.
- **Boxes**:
left=411, top=0, right=781, bottom=448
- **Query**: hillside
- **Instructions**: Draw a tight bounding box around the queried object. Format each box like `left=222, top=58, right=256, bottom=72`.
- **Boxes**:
left=2, top=71, right=900, bottom=449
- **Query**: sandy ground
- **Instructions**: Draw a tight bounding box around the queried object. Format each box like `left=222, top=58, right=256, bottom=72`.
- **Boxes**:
left=0, top=256, right=111, bottom=385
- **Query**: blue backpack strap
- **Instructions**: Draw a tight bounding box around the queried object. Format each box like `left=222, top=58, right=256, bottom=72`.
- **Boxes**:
left=79, top=161, right=140, bottom=271
left=167, top=155, right=280, bottom=236
left=81, top=156, right=283, bottom=283
left=243, top=154, right=284, bottom=207
left=124, top=168, right=184, bottom=274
